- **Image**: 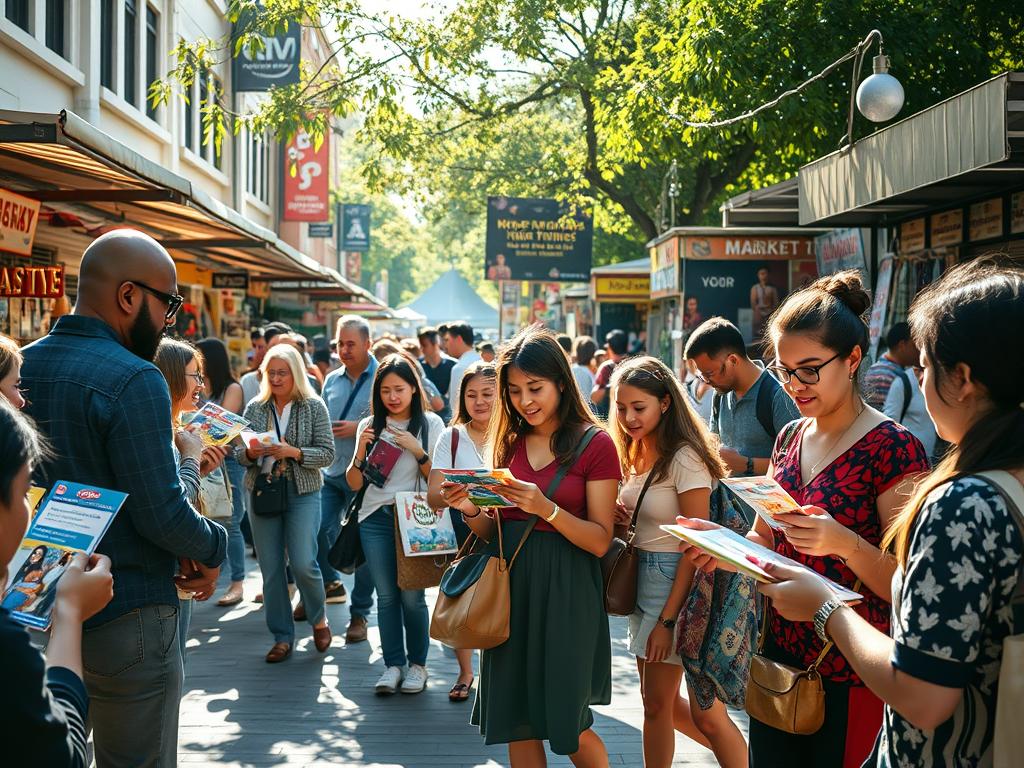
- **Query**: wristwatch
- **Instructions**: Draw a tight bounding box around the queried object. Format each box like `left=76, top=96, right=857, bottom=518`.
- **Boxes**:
left=416, top=452, right=430, bottom=465
left=813, top=598, right=844, bottom=643
left=745, top=456, right=754, bottom=474
left=658, top=616, right=677, bottom=629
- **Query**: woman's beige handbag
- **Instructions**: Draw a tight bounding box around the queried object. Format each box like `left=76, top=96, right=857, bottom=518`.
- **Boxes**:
left=199, top=468, right=233, bottom=520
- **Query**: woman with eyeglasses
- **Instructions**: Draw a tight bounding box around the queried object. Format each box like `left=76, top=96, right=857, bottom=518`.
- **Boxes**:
left=0, top=334, right=26, bottom=409
left=679, top=271, right=929, bottom=768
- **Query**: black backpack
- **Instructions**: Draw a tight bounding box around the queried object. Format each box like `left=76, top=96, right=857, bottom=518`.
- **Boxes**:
left=711, top=374, right=780, bottom=441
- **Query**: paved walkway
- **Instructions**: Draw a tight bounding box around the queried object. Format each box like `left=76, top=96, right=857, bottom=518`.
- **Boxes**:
left=179, top=563, right=747, bottom=767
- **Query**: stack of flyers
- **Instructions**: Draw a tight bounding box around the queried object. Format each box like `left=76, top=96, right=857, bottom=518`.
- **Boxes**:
left=441, top=468, right=517, bottom=508
left=179, top=402, right=250, bottom=447
left=659, top=523, right=862, bottom=603
left=721, top=476, right=805, bottom=531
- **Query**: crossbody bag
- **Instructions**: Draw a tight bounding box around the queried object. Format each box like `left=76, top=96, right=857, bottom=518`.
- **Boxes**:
left=601, top=469, right=657, bottom=616
left=251, top=404, right=290, bottom=518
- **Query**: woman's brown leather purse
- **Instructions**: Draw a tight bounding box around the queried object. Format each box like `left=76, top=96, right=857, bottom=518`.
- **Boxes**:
left=600, top=470, right=656, bottom=615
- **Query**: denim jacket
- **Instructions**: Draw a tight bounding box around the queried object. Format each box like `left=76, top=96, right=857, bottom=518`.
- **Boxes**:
left=21, top=316, right=227, bottom=628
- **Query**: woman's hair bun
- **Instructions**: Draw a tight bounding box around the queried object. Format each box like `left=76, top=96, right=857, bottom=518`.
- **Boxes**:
left=817, top=270, right=871, bottom=316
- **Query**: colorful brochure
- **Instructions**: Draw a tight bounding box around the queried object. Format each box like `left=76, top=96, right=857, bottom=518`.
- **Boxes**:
left=721, top=476, right=805, bottom=531
left=659, top=523, right=862, bottom=603
left=395, top=492, right=458, bottom=556
left=240, top=429, right=280, bottom=449
left=179, top=402, right=250, bottom=447
left=2, top=481, right=126, bottom=630
left=441, top=468, right=516, bottom=508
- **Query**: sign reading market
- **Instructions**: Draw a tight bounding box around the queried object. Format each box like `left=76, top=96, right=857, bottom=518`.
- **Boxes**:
left=0, top=187, right=41, bottom=257
left=485, top=196, right=593, bottom=282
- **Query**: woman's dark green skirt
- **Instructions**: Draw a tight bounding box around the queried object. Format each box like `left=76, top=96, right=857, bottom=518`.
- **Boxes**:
left=471, top=521, right=611, bottom=755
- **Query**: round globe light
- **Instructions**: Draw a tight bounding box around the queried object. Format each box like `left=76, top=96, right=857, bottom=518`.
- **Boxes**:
left=856, top=53, right=905, bottom=122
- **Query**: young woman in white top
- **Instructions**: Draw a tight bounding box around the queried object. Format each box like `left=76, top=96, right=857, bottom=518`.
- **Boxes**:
left=427, top=361, right=497, bottom=702
left=609, top=356, right=746, bottom=768
left=347, top=354, right=444, bottom=695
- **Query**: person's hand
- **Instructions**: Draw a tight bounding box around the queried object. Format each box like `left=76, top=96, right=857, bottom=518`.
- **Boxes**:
left=199, top=445, right=229, bottom=476
left=439, top=481, right=478, bottom=516
left=718, top=447, right=748, bottom=474
left=332, top=420, right=357, bottom=439
left=389, top=427, right=422, bottom=455
left=266, top=439, right=302, bottom=461
left=776, top=506, right=856, bottom=558
left=646, top=622, right=674, bottom=664
left=673, top=516, right=738, bottom=574
left=174, top=558, right=220, bottom=601
left=54, top=553, right=113, bottom=623
left=356, top=429, right=376, bottom=460
left=757, top=560, right=835, bottom=622
left=614, top=501, right=632, bottom=526
left=174, top=429, right=204, bottom=462
left=500, top=479, right=554, bottom=518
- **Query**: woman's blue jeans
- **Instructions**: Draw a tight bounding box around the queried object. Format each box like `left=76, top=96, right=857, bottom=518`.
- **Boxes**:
left=249, top=481, right=326, bottom=644
left=223, top=456, right=247, bottom=583
left=359, top=506, right=429, bottom=668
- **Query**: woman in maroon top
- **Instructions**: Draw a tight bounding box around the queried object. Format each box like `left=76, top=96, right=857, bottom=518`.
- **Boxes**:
left=680, top=271, right=928, bottom=768
left=442, top=327, right=620, bottom=767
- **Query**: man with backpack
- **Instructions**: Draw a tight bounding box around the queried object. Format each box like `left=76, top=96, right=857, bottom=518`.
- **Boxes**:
left=684, top=318, right=799, bottom=477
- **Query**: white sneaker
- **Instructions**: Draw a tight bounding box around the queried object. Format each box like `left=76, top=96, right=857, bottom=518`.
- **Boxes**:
left=400, top=664, right=428, bottom=694
left=375, top=666, right=405, bottom=695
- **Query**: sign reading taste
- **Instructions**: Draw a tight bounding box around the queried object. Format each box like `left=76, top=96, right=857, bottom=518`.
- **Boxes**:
left=0, top=264, right=64, bottom=298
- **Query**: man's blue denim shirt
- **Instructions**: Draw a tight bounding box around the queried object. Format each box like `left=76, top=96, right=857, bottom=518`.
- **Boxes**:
left=21, top=315, right=226, bottom=628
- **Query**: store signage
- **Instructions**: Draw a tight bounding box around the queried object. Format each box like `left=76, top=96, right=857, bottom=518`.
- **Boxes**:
left=686, top=236, right=814, bottom=261
left=212, top=273, right=249, bottom=290
left=0, top=264, right=64, bottom=298
left=899, top=218, right=925, bottom=253
left=594, top=275, right=650, bottom=302
left=868, top=256, right=895, bottom=359
left=339, top=204, right=371, bottom=252
left=0, top=187, right=41, bottom=256
left=1013, top=192, right=1024, bottom=235
left=232, top=9, right=301, bottom=92
left=930, top=209, right=964, bottom=248
left=249, top=280, right=271, bottom=299
left=484, top=196, right=593, bottom=282
left=282, top=129, right=329, bottom=221
left=969, top=198, right=1003, bottom=241
left=308, top=222, right=334, bottom=238
left=650, top=238, right=679, bottom=299
left=814, top=229, right=865, bottom=276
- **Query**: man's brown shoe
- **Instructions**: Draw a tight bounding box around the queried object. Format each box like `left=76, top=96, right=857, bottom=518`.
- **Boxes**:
left=346, top=615, right=368, bottom=643
left=314, top=624, right=332, bottom=653
left=293, top=602, right=306, bottom=621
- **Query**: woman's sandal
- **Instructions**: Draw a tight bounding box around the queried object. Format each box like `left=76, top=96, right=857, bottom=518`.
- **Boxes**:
left=265, top=642, right=292, bottom=663
left=448, top=679, right=474, bottom=702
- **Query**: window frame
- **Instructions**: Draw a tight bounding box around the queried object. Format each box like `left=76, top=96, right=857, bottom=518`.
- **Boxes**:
left=123, top=0, right=138, bottom=107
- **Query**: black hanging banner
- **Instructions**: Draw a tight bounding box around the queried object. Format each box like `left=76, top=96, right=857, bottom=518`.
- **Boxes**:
left=484, top=196, right=593, bottom=283
left=232, top=9, right=301, bottom=92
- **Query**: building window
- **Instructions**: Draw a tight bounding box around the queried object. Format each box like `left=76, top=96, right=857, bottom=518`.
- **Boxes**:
left=100, top=0, right=114, bottom=89
left=246, top=130, right=270, bottom=204
left=124, top=0, right=138, bottom=106
left=183, top=88, right=195, bottom=151
left=145, top=5, right=158, bottom=119
left=5, top=0, right=30, bottom=33
left=201, top=71, right=223, bottom=169
left=44, top=0, right=66, bottom=58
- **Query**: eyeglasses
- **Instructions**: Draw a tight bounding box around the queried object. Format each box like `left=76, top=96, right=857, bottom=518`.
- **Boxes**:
left=129, top=280, right=184, bottom=321
left=767, top=353, right=841, bottom=385
left=694, top=360, right=728, bottom=383
left=186, top=372, right=205, bottom=386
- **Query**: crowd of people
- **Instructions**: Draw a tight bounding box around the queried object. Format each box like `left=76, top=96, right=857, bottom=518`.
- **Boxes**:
left=0, top=227, right=1022, bottom=768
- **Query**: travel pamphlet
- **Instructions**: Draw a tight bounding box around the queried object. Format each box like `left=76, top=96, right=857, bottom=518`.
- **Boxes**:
left=240, top=429, right=281, bottom=449
left=721, top=476, right=805, bottom=531
left=2, top=481, right=126, bottom=630
left=659, top=523, right=863, bottom=603
left=441, top=468, right=516, bottom=508
left=179, top=402, right=250, bottom=447
left=395, top=492, right=458, bottom=557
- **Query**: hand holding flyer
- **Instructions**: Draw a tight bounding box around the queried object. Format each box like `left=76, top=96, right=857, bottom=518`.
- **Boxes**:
left=240, top=429, right=280, bottom=449
left=441, top=468, right=516, bottom=508
left=721, top=476, right=805, bottom=531
left=180, top=402, right=250, bottom=447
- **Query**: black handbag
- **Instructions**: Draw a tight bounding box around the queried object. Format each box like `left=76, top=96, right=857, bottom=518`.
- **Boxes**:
left=328, top=486, right=366, bottom=573
left=250, top=405, right=289, bottom=518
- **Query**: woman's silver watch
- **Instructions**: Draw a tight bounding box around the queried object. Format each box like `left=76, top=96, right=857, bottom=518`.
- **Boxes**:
left=813, top=598, right=844, bottom=643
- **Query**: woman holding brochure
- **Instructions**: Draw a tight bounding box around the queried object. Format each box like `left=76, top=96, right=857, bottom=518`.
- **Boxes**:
left=346, top=354, right=444, bottom=695
left=679, top=271, right=928, bottom=768
left=441, top=327, right=620, bottom=766
left=427, top=360, right=497, bottom=702
left=608, top=356, right=746, bottom=768
left=238, top=344, right=335, bottom=663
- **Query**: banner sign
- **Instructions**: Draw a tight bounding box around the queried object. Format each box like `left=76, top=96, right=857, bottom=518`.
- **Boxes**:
left=339, top=204, right=371, bottom=252
left=0, top=264, right=64, bottom=298
left=308, top=222, right=334, bottom=238
left=0, top=188, right=41, bottom=256
left=212, top=273, right=248, bottom=291
left=232, top=10, right=301, bottom=92
left=930, top=209, right=964, bottom=247
left=344, top=251, right=362, bottom=283
left=282, top=129, right=329, bottom=221
left=485, top=196, right=593, bottom=282
left=650, top=238, right=679, bottom=299
left=685, top=235, right=814, bottom=261
left=899, top=218, right=925, bottom=253
left=814, top=229, right=865, bottom=276
left=594, top=275, right=650, bottom=302
left=969, top=198, right=1003, bottom=241
left=868, top=256, right=895, bottom=359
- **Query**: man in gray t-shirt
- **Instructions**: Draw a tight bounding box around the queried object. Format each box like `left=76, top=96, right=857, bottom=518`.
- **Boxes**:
left=684, top=318, right=799, bottom=477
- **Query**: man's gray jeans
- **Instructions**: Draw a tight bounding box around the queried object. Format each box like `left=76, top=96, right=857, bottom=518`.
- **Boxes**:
left=83, top=603, right=183, bottom=767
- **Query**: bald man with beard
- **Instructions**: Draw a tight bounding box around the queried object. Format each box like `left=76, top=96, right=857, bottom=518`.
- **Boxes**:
left=20, top=229, right=227, bottom=768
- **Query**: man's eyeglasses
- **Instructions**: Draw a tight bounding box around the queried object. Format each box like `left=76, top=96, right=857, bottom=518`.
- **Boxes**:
left=694, top=360, right=727, bottom=384
left=767, top=353, right=840, bottom=385
left=129, top=280, right=184, bottom=321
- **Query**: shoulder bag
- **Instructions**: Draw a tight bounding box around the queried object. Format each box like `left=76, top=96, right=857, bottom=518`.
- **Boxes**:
left=199, top=467, right=233, bottom=520
left=251, top=405, right=289, bottom=518
left=600, top=469, right=656, bottom=616
left=328, top=485, right=366, bottom=574
left=430, top=426, right=599, bottom=649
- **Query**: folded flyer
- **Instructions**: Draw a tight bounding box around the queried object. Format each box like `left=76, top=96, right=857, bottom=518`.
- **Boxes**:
left=180, top=402, right=250, bottom=447
left=240, top=429, right=280, bottom=449
left=721, top=476, right=804, bottom=531
left=2, top=481, right=126, bottom=630
left=441, top=468, right=516, bottom=508
left=659, top=523, right=862, bottom=603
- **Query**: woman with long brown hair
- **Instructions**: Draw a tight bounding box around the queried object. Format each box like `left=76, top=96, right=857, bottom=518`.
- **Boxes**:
left=441, top=326, right=620, bottom=767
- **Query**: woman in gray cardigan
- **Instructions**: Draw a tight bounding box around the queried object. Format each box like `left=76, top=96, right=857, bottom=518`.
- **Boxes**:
left=237, top=345, right=335, bottom=662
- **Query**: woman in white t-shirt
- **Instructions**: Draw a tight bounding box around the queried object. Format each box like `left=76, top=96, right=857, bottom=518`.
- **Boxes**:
left=610, top=356, right=746, bottom=768
left=427, top=360, right=497, bottom=701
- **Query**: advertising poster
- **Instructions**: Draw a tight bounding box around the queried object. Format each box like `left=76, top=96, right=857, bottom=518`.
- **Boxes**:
left=682, top=260, right=789, bottom=343
left=232, top=10, right=301, bottom=92
left=485, top=196, right=593, bottom=282
left=339, top=203, right=371, bottom=252
left=814, top=229, right=866, bottom=276
left=283, top=130, right=329, bottom=222
left=0, top=187, right=41, bottom=256
left=868, top=256, right=895, bottom=359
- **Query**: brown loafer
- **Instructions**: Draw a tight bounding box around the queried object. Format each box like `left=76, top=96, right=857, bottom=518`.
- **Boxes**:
left=293, top=602, right=306, bottom=621
left=265, top=642, right=292, bottom=663
left=313, top=624, right=332, bottom=653
left=345, top=615, right=368, bottom=643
